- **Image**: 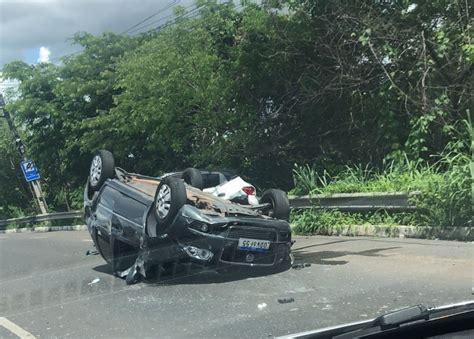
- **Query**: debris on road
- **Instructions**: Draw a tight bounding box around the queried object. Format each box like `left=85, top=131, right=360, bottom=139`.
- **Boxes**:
left=292, top=263, right=311, bottom=270
left=86, top=249, right=99, bottom=256
left=88, top=278, right=100, bottom=286
left=277, top=297, right=295, bottom=304
left=257, top=303, right=267, bottom=310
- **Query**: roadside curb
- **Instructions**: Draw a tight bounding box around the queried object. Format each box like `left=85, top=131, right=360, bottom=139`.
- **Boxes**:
left=0, top=225, right=87, bottom=234
left=291, top=224, right=473, bottom=241
left=2, top=224, right=472, bottom=241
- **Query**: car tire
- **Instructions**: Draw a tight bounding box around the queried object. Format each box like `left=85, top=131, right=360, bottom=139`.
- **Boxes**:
left=181, top=167, right=204, bottom=190
left=260, top=189, right=290, bottom=221
left=88, top=150, right=115, bottom=191
left=153, top=176, right=187, bottom=228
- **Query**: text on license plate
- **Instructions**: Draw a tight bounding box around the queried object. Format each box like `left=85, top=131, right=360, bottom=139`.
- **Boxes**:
left=238, top=238, right=270, bottom=252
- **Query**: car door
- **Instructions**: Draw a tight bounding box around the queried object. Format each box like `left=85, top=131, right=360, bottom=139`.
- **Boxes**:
left=111, top=190, right=147, bottom=247
left=105, top=190, right=147, bottom=271
left=92, top=185, right=119, bottom=264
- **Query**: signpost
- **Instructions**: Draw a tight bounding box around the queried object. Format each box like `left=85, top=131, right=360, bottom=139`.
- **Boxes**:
left=1, top=93, right=48, bottom=214
left=20, top=160, right=41, bottom=182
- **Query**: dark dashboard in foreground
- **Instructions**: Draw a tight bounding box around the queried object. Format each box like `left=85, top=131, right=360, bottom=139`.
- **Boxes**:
left=280, top=301, right=474, bottom=339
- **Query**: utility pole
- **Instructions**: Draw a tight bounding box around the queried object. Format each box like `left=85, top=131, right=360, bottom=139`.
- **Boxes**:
left=0, top=93, right=48, bottom=214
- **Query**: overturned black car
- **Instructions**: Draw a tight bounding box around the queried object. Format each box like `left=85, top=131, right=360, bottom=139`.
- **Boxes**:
left=84, top=150, right=293, bottom=284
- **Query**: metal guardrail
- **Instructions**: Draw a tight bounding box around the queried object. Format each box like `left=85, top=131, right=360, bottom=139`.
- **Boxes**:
left=0, top=191, right=419, bottom=227
left=288, top=191, right=420, bottom=211
left=0, top=211, right=83, bottom=227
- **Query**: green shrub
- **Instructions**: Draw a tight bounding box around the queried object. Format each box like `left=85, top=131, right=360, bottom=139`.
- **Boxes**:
left=291, top=118, right=472, bottom=229
left=291, top=209, right=414, bottom=235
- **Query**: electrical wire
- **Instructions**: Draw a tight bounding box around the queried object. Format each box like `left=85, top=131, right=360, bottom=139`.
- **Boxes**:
left=49, top=1, right=245, bottom=62
left=129, top=2, right=205, bottom=35
left=153, top=2, right=243, bottom=34
left=135, top=0, right=243, bottom=35
left=121, top=0, right=180, bottom=34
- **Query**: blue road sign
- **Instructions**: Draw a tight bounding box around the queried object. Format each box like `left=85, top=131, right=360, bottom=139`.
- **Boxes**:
left=20, top=160, right=40, bottom=182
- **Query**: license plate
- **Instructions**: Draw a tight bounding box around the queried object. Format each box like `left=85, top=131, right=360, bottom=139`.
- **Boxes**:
left=238, top=238, right=270, bottom=252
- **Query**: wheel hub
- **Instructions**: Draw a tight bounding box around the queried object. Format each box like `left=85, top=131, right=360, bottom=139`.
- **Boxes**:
left=89, top=155, right=102, bottom=186
left=155, top=184, right=171, bottom=219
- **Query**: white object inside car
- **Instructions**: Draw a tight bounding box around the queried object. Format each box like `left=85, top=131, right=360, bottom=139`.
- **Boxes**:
left=203, top=176, right=259, bottom=205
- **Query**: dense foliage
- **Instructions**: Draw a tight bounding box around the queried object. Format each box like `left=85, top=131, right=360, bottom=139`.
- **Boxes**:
left=0, top=121, right=34, bottom=218
left=1, top=1, right=472, bottom=224
left=292, top=127, right=472, bottom=230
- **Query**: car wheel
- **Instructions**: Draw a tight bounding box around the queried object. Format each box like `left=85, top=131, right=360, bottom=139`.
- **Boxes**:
left=88, top=150, right=115, bottom=191
left=181, top=167, right=204, bottom=190
left=260, top=189, right=290, bottom=221
left=154, top=176, right=187, bottom=228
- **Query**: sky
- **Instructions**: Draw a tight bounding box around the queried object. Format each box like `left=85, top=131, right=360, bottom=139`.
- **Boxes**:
left=0, top=0, right=195, bottom=67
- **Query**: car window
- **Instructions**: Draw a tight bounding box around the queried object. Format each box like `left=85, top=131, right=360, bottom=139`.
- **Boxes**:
left=202, top=173, right=221, bottom=188
left=98, top=186, right=119, bottom=211
left=113, top=192, right=146, bottom=226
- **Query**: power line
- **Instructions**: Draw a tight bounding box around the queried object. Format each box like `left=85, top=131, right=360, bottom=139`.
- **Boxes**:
left=151, top=2, right=243, bottom=34
left=134, top=0, right=240, bottom=36
left=121, top=0, right=180, bottom=34
left=49, top=1, right=244, bottom=62
left=48, top=1, right=187, bottom=61
left=129, top=2, right=204, bottom=36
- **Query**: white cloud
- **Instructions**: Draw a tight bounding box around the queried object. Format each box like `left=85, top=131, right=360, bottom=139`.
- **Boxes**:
left=37, top=46, right=50, bottom=63
left=1, top=0, right=195, bottom=66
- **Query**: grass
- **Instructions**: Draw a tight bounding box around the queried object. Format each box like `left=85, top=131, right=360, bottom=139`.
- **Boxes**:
left=291, top=118, right=472, bottom=233
left=291, top=209, right=419, bottom=235
left=292, top=157, right=449, bottom=195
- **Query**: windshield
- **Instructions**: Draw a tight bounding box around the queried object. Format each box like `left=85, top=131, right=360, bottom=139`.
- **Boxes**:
left=0, top=1, right=472, bottom=338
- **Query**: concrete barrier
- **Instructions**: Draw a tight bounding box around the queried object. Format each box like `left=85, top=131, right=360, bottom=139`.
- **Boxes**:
left=290, top=224, right=473, bottom=242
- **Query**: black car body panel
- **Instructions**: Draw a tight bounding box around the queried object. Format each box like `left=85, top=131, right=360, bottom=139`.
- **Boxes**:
left=84, top=169, right=292, bottom=280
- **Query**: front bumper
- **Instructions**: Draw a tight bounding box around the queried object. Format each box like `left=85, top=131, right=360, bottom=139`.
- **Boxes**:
left=183, top=225, right=292, bottom=267
left=149, top=205, right=292, bottom=268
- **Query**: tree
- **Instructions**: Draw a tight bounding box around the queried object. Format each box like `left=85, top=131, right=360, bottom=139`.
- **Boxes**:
left=2, top=33, right=139, bottom=210
left=2, top=0, right=471, bottom=212
left=0, top=120, right=33, bottom=218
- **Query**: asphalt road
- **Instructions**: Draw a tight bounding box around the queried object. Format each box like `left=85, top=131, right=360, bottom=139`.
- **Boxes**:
left=0, top=231, right=472, bottom=338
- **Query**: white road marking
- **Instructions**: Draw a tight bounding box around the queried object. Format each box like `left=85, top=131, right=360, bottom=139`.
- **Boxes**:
left=82, top=239, right=93, bottom=242
left=0, top=317, right=36, bottom=338
left=29, top=236, right=47, bottom=239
